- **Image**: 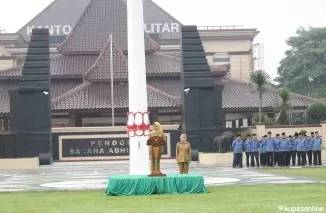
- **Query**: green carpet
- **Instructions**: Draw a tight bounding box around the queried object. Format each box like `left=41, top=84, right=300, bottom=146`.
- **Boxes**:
left=104, top=174, right=208, bottom=196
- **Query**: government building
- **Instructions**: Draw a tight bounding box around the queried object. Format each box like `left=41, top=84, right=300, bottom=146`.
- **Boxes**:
left=0, top=0, right=318, bottom=130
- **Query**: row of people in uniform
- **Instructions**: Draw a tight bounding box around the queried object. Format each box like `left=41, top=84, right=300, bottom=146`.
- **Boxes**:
left=232, top=131, right=323, bottom=168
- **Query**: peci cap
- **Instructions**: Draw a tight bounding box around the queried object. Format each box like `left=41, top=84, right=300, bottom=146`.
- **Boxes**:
left=282, top=133, right=286, bottom=136
left=268, top=131, right=272, bottom=134
left=311, top=132, right=314, bottom=135
left=252, top=134, right=256, bottom=136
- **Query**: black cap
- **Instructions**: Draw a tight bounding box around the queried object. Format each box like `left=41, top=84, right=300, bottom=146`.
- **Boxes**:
left=289, top=135, right=292, bottom=137
left=236, top=134, right=241, bottom=137
left=276, top=134, right=280, bottom=137
left=294, top=133, right=298, bottom=136
left=264, top=135, right=267, bottom=137
left=252, top=134, right=256, bottom=136
left=268, top=131, right=271, bottom=134
left=315, top=131, right=318, bottom=134
left=247, top=134, right=251, bottom=137
left=311, top=132, right=314, bottom=135
left=282, top=133, right=286, bottom=135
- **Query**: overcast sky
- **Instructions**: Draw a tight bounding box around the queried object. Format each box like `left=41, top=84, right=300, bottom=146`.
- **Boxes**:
left=0, top=0, right=325, bottom=80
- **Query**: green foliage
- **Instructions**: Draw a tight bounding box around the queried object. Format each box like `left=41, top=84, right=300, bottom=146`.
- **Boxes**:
left=250, top=70, right=271, bottom=122
left=274, top=89, right=292, bottom=124
left=236, top=129, right=253, bottom=139
left=275, top=27, right=326, bottom=98
left=214, top=131, right=234, bottom=153
left=252, top=113, right=275, bottom=126
left=306, top=102, right=326, bottom=121
left=299, top=130, right=307, bottom=135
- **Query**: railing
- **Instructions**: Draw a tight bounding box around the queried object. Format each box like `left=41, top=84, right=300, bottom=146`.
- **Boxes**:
left=198, top=25, right=244, bottom=31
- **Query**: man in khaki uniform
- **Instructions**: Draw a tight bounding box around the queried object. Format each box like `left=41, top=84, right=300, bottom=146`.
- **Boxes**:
left=176, top=134, right=191, bottom=174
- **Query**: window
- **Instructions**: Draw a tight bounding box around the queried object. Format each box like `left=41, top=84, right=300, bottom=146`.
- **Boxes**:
left=212, top=53, right=230, bottom=64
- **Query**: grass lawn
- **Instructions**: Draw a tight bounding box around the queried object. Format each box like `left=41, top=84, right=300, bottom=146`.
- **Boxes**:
left=260, top=167, right=326, bottom=180
left=1, top=184, right=326, bottom=213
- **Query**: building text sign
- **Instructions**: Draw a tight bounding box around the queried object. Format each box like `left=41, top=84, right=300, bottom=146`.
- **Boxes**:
left=26, top=23, right=179, bottom=36
left=60, top=135, right=168, bottom=158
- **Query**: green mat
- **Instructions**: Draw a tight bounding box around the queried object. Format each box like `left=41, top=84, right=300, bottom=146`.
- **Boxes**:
left=104, top=174, right=208, bottom=196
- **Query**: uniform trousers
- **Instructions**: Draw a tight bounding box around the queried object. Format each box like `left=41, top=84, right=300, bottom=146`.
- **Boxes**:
left=251, top=152, right=259, bottom=167
left=266, top=151, right=274, bottom=167
left=245, top=152, right=251, bottom=167
left=297, top=151, right=306, bottom=166
left=178, top=162, right=189, bottom=174
left=260, top=153, right=266, bottom=166
left=290, top=151, right=296, bottom=166
left=306, top=150, right=313, bottom=165
left=233, top=153, right=242, bottom=168
left=313, top=150, right=322, bottom=166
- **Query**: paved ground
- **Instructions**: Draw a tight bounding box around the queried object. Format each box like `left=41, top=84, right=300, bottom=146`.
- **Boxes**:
left=0, top=160, right=325, bottom=192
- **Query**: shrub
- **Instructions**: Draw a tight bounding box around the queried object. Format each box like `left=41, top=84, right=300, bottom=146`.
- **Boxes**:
left=306, top=102, right=326, bottom=122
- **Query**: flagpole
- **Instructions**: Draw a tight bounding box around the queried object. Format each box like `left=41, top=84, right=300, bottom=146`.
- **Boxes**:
left=110, top=34, right=115, bottom=127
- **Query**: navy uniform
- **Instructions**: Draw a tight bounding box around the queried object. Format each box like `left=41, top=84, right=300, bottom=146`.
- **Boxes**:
left=251, top=134, right=260, bottom=167
left=244, top=135, right=252, bottom=167
left=265, top=132, right=275, bottom=167
left=232, top=135, right=244, bottom=168
left=313, top=131, right=322, bottom=166
left=278, top=133, right=289, bottom=167
left=306, top=132, right=314, bottom=166
left=295, top=134, right=307, bottom=166
left=259, top=136, right=267, bottom=167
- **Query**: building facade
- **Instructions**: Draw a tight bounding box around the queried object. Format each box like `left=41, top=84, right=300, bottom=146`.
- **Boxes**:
left=0, top=0, right=319, bottom=131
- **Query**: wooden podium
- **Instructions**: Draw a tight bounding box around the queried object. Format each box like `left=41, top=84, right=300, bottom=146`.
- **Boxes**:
left=147, top=136, right=166, bottom=177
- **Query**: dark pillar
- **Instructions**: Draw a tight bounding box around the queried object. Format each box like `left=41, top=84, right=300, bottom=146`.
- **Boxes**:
left=9, top=28, right=52, bottom=165
left=2, top=117, right=9, bottom=131
left=232, top=120, right=236, bottom=128
left=69, top=112, right=76, bottom=127
left=181, top=25, right=225, bottom=152
left=75, top=114, right=83, bottom=127
left=239, top=119, right=243, bottom=127
left=247, top=117, right=253, bottom=126
left=150, top=110, right=159, bottom=124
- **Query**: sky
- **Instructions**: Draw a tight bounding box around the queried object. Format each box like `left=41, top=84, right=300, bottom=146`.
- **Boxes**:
left=0, top=0, right=325, bottom=80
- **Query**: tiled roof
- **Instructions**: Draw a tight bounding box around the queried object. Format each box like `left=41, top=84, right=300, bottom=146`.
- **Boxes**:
left=52, top=81, right=181, bottom=110
left=146, top=52, right=181, bottom=74
left=0, top=55, right=97, bottom=77
left=84, top=38, right=128, bottom=81
left=221, top=78, right=321, bottom=109
left=57, top=0, right=160, bottom=54
left=0, top=80, right=82, bottom=114
left=16, top=0, right=92, bottom=41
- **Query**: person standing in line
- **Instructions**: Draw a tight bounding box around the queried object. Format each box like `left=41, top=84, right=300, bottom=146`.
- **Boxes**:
left=303, top=135, right=308, bottom=165
left=232, top=135, right=244, bottom=168
left=288, top=135, right=295, bottom=166
left=274, top=134, right=281, bottom=166
left=251, top=134, right=260, bottom=167
left=259, top=135, right=267, bottom=167
left=265, top=131, right=275, bottom=167
left=294, top=132, right=299, bottom=166
left=306, top=132, right=314, bottom=166
left=313, top=131, right=322, bottom=166
left=278, top=133, right=289, bottom=167
left=176, top=134, right=191, bottom=174
left=296, top=133, right=307, bottom=166
left=244, top=134, right=252, bottom=168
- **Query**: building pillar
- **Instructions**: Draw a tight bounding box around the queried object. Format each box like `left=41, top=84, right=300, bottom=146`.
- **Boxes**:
left=255, top=122, right=266, bottom=139
left=69, top=112, right=76, bottom=127
left=150, top=110, right=159, bottom=123
left=75, top=114, right=83, bottom=127
left=247, top=117, right=253, bottom=126
left=232, top=120, right=236, bottom=128
left=320, top=121, right=326, bottom=148
left=238, top=119, right=243, bottom=127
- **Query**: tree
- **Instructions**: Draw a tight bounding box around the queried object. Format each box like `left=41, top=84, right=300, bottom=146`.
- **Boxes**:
left=275, top=89, right=292, bottom=124
left=214, top=131, right=233, bottom=153
left=275, top=27, right=326, bottom=98
left=250, top=70, right=271, bottom=122
left=306, top=102, right=326, bottom=122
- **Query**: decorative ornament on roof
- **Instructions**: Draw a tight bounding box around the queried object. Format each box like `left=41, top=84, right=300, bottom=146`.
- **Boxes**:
left=127, top=112, right=151, bottom=137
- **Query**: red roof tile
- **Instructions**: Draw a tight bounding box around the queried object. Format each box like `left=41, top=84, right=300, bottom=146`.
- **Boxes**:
left=57, top=0, right=160, bottom=54
left=0, top=55, right=97, bottom=78
left=0, top=80, right=82, bottom=114
left=52, top=82, right=180, bottom=110
left=84, top=38, right=128, bottom=81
